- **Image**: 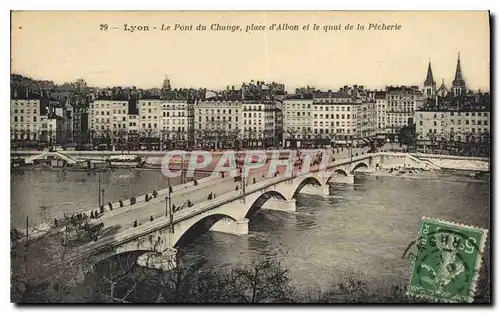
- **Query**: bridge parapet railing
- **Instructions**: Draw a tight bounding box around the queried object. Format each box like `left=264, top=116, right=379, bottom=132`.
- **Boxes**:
left=86, top=175, right=228, bottom=224
left=75, top=163, right=339, bottom=257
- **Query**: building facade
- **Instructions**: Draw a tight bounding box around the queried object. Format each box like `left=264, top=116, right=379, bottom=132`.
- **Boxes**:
left=415, top=90, right=490, bottom=155
left=375, top=91, right=387, bottom=136
left=10, top=94, right=62, bottom=145
left=194, top=98, right=241, bottom=149
left=241, top=100, right=276, bottom=147
left=282, top=97, right=313, bottom=148
left=385, top=86, right=424, bottom=140
left=89, top=98, right=129, bottom=136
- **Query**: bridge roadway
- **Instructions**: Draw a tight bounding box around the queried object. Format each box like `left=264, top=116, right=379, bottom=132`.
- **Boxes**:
left=90, top=166, right=281, bottom=233
left=75, top=161, right=335, bottom=259
left=18, top=145, right=373, bottom=241
left=86, top=146, right=373, bottom=231
left=68, top=149, right=461, bottom=264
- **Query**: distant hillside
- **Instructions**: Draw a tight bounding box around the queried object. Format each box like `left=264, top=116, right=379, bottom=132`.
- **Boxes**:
left=11, top=73, right=56, bottom=91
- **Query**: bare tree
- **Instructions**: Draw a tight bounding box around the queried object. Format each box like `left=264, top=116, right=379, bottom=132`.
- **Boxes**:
left=224, top=259, right=293, bottom=303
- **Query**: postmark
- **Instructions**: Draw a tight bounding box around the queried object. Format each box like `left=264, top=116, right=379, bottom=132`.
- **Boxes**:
left=406, top=216, right=488, bottom=303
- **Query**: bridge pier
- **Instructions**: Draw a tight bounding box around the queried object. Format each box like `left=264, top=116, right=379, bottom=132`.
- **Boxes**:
left=299, top=185, right=330, bottom=196
left=210, top=218, right=249, bottom=236
left=136, top=247, right=177, bottom=270
left=328, top=173, right=354, bottom=185
left=263, top=198, right=296, bottom=212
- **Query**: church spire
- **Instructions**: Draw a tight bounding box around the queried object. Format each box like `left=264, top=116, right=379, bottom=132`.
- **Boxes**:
left=424, top=61, right=436, bottom=87
left=453, top=52, right=465, bottom=86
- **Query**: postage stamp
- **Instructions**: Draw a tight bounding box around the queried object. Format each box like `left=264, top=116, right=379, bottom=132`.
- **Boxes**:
left=406, top=216, right=488, bottom=303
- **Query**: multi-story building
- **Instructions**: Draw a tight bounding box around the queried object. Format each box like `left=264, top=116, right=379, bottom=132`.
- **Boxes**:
left=385, top=86, right=424, bottom=140
left=137, top=98, right=163, bottom=137
left=284, top=91, right=377, bottom=148
left=44, top=115, right=65, bottom=144
left=375, top=91, right=387, bottom=136
left=241, top=100, right=276, bottom=148
left=72, top=105, right=89, bottom=143
left=274, top=101, right=284, bottom=147
left=160, top=99, right=192, bottom=148
left=415, top=93, right=490, bottom=155
left=127, top=100, right=139, bottom=135
left=10, top=91, right=62, bottom=144
left=194, top=96, right=241, bottom=149
left=315, top=95, right=360, bottom=145
left=89, top=97, right=129, bottom=136
left=11, top=95, right=44, bottom=141
left=282, top=96, right=313, bottom=148
left=358, top=99, right=377, bottom=139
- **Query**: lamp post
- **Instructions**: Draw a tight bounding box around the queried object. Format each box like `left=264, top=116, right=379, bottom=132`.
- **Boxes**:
left=166, top=177, right=173, bottom=232
left=98, top=171, right=102, bottom=207
left=101, top=189, right=105, bottom=207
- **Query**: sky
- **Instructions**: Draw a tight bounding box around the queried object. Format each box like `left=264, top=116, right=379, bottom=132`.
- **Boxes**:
left=11, top=11, right=490, bottom=92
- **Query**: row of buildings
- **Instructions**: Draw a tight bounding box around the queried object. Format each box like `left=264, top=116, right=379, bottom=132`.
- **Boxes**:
left=10, top=53, right=490, bottom=153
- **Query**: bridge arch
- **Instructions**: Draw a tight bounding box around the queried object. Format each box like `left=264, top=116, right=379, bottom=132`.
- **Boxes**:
left=245, top=190, right=287, bottom=218
left=334, top=169, right=348, bottom=176
left=352, top=162, right=369, bottom=173
left=292, top=176, right=322, bottom=198
left=93, top=249, right=153, bottom=270
left=173, top=213, right=238, bottom=248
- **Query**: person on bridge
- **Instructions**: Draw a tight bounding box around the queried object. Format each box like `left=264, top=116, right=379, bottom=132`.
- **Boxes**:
left=152, top=190, right=158, bottom=198
left=150, top=216, right=154, bottom=222
left=133, top=220, right=138, bottom=227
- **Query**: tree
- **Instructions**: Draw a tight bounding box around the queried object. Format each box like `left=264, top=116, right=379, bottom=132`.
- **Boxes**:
left=224, top=259, right=293, bottom=303
left=398, top=123, right=416, bottom=148
left=11, top=233, right=94, bottom=303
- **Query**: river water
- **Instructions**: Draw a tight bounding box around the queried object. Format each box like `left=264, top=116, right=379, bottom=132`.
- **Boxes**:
left=10, top=169, right=490, bottom=297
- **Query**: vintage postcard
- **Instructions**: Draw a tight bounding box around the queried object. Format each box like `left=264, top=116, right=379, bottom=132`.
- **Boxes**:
left=10, top=11, right=491, bottom=304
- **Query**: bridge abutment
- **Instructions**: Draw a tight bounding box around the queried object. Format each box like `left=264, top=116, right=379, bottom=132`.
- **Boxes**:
left=329, top=174, right=354, bottom=185
left=136, top=247, right=177, bottom=270
left=300, top=185, right=330, bottom=196
left=263, top=198, right=296, bottom=212
left=210, top=218, right=249, bottom=236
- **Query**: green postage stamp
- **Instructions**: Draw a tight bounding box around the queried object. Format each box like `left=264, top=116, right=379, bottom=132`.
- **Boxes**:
left=406, top=216, right=488, bottom=303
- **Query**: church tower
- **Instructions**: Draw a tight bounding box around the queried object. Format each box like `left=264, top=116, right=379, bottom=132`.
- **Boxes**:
left=162, top=75, right=172, bottom=91
left=160, top=75, right=172, bottom=99
left=423, top=61, right=436, bottom=99
left=437, top=78, right=449, bottom=98
left=451, top=52, right=467, bottom=97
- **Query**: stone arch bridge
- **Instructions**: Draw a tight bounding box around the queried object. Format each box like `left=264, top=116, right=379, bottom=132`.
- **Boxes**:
left=70, top=152, right=435, bottom=269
